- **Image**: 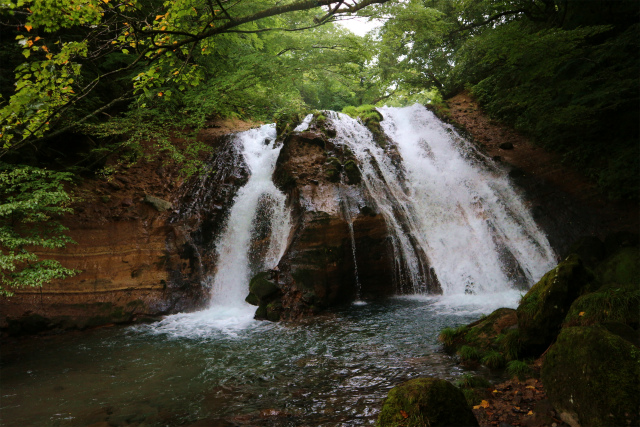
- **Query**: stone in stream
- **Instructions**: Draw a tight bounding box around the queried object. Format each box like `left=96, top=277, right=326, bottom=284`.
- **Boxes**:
left=377, top=378, right=479, bottom=426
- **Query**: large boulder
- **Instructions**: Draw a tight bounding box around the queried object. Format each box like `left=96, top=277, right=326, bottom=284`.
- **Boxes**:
left=439, top=308, right=517, bottom=366
left=377, top=378, right=479, bottom=427
left=516, top=254, right=596, bottom=355
left=541, top=325, right=640, bottom=427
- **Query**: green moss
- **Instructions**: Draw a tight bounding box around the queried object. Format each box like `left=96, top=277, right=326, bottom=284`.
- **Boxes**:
left=266, top=301, right=283, bottom=322
left=494, top=329, right=522, bottom=361
left=542, top=325, right=640, bottom=427
left=325, top=156, right=342, bottom=183
left=440, top=308, right=516, bottom=357
left=377, top=378, right=479, bottom=427
left=564, top=282, right=640, bottom=327
left=595, top=246, right=640, bottom=285
left=517, top=254, right=596, bottom=355
left=454, top=373, right=491, bottom=390
left=248, top=272, right=279, bottom=299
left=458, top=345, right=482, bottom=362
left=438, top=327, right=458, bottom=347
left=344, top=160, right=361, bottom=185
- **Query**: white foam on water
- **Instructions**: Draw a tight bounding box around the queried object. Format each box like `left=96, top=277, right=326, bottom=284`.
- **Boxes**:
left=141, top=305, right=261, bottom=339
left=397, top=289, right=523, bottom=316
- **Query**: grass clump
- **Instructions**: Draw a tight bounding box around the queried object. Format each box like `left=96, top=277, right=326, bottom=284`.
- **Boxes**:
left=494, top=329, right=522, bottom=361
left=506, top=360, right=533, bottom=380
left=458, top=345, right=482, bottom=362
left=481, top=350, right=506, bottom=369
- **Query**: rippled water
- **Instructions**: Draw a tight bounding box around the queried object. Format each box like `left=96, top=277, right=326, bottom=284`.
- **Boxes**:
left=0, top=294, right=519, bottom=427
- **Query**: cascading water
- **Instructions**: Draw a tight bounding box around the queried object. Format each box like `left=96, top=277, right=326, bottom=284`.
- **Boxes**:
left=208, top=124, right=291, bottom=307
left=149, top=124, right=291, bottom=335
left=329, top=104, right=556, bottom=298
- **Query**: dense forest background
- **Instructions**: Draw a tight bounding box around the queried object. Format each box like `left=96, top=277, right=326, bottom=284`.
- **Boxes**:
left=0, top=0, right=638, bottom=293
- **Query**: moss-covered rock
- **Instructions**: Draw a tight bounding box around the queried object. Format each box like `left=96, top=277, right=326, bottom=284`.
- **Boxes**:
left=377, top=378, right=479, bottom=427
left=325, top=157, right=342, bottom=183
left=516, top=254, right=596, bottom=355
left=564, top=281, right=640, bottom=328
left=541, top=325, right=640, bottom=427
left=439, top=308, right=517, bottom=355
left=595, top=246, right=640, bottom=285
left=249, top=272, right=280, bottom=299
left=246, top=272, right=282, bottom=320
left=344, top=160, right=361, bottom=185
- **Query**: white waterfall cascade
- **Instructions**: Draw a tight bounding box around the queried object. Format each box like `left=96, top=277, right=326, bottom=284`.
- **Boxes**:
left=209, top=124, right=291, bottom=307
left=147, top=124, right=291, bottom=336
left=329, top=104, right=557, bottom=298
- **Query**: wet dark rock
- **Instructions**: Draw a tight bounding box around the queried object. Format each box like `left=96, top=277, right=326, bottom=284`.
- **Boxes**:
left=249, top=272, right=280, bottom=299
left=604, top=231, right=639, bottom=256
left=516, top=255, right=597, bottom=356
left=541, top=325, right=640, bottom=427
left=564, top=236, right=605, bottom=268
left=344, top=160, right=361, bottom=185
left=378, top=378, right=479, bottom=426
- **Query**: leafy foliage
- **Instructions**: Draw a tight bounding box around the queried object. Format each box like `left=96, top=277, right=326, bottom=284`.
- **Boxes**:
left=0, top=164, right=78, bottom=295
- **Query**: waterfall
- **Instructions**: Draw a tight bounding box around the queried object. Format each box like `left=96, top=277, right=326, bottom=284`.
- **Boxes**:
left=329, top=105, right=556, bottom=296
left=208, top=124, right=291, bottom=307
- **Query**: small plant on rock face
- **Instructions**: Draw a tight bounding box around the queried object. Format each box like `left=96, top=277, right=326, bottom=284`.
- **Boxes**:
left=506, top=360, right=532, bottom=380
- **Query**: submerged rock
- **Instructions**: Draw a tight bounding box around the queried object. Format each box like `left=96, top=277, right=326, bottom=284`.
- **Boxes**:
left=377, top=378, right=479, bottom=427
left=541, top=325, right=640, bottom=427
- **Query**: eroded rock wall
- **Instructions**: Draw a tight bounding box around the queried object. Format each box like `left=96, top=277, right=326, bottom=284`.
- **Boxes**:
left=251, top=119, right=397, bottom=319
left=1, top=125, right=250, bottom=335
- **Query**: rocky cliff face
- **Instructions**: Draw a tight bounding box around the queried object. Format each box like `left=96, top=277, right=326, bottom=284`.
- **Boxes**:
left=245, top=117, right=407, bottom=320
left=0, top=120, right=254, bottom=336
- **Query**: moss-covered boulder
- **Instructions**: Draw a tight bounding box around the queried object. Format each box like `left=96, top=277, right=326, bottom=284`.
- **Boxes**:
left=325, top=157, right=342, bottom=183
left=541, top=325, right=640, bottom=427
left=595, top=246, right=640, bottom=285
left=377, top=378, right=479, bottom=427
left=564, top=281, right=640, bottom=328
left=246, top=272, right=283, bottom=321
left=248, top=272, right=280, bottom=300
left=439, top=308, right=517, bottom=365
left=517, top=254, right=596, bottom=355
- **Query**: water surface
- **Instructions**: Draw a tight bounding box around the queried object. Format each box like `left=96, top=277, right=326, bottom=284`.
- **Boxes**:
left=1, top=295, right=517, bottom=427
